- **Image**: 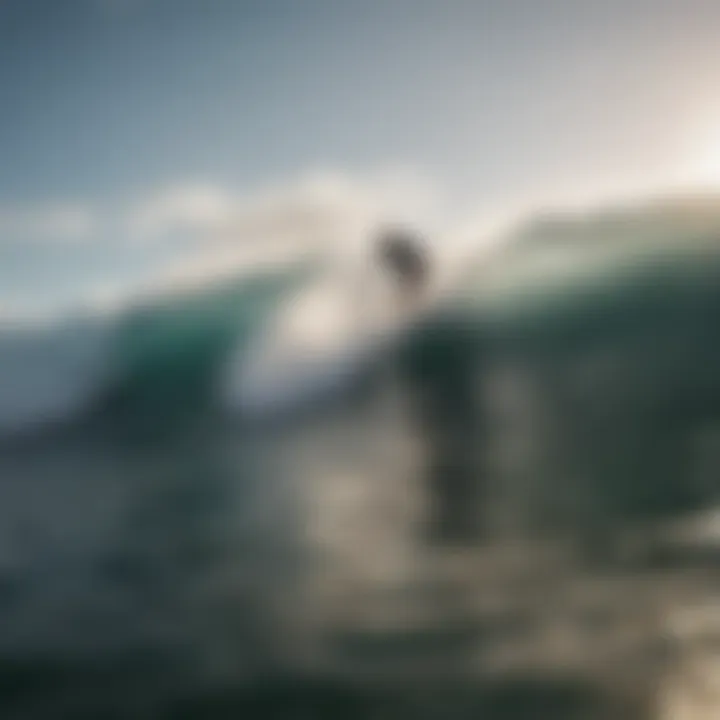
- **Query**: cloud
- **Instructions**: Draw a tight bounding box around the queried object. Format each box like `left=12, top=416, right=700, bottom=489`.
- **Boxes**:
left=124, top=168, right=444, bottom=275
left=128, top=172, right=381, bottom=294
left=0, top=168, right=452, bottom=319
left=127, top=166, right=443, bottom=243
left=0, top=203, right=96, bottom=244
left=0, top=168, right=441, bottom=252
left=127, top=183, right=236, bottom=241
left=126, top=175, right=360, bottom=246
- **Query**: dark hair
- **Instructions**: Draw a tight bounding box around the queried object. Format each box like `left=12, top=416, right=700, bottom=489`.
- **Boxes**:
left=375, top=227, right=429, bottom=286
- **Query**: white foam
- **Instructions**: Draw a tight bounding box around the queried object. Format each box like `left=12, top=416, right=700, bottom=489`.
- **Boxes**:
left=220, top=263, right=421, bottom=418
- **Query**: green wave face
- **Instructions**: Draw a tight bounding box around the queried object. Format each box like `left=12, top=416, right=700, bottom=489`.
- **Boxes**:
left=99, top=264, right=315, bottom=426
left=393, top=207, right=720, bottom=534
left=452, top=226, right=720, bottom=348
left=462, top=231, right=720, bottom=522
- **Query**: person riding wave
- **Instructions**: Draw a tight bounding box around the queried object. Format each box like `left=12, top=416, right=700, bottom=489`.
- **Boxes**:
left=375, top=226, right=485, bottom=545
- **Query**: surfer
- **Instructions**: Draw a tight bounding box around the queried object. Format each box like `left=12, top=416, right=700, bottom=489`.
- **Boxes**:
left=375, top=227, right=430, bottom=311
left=375, top=228, right=484, bottom=545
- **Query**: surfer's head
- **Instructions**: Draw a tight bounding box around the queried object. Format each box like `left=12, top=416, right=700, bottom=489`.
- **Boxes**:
left=375, top=227, right=429, bottom=297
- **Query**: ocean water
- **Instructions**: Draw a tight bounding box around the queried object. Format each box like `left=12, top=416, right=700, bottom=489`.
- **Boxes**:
left=2, top=202, right=720, bottom=717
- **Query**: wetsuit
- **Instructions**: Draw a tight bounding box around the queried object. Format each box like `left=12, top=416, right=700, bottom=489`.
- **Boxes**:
left=376, top=229, right=484, bottom=544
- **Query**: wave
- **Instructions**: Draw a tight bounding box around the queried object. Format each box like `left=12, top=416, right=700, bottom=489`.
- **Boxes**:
left=4, top=197, right=720, bottom=445
left=0, top=262, right=315, bottom=436
left=98, top=263, right=317, bottom=425
left=0, top=238, right=440, bottom=437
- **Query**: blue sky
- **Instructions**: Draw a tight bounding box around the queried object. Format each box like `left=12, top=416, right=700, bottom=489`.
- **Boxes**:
left=3, top=0, right=720, bottom=314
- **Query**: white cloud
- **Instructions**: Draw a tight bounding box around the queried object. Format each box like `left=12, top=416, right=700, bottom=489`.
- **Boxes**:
left=123, top=168, right=444, bottom=273
left=128, top=183, right=235, bottom=241
left=0, top=203, right=96, bottom=244
left=127, top=167, right=442, bottom=244
left=0, top=168, right=454, bottom=319
left=132, top=172, right=378, bottom=294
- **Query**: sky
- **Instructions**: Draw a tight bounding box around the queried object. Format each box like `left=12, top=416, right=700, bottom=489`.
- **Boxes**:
left=3, top=0, right=720, bottom=314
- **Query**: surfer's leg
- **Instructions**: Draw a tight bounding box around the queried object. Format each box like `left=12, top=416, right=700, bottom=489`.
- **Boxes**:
left=400, top=325, right=486, bottom=546
left=426, top=384, right=485, bottom=544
